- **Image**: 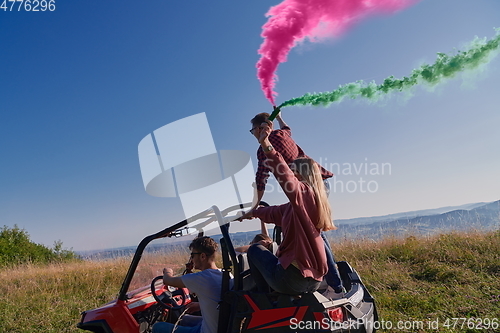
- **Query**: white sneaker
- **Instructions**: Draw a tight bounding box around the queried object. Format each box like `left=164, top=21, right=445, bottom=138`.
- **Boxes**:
left=322, top=286, right=345, bottom=300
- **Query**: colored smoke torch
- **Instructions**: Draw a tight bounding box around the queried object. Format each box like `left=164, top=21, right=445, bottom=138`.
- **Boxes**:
left=267, top=106, right=281, bottom=121
left=257, top=0, right=418, bottom=106
left=278, top=29, right=500, bottom=108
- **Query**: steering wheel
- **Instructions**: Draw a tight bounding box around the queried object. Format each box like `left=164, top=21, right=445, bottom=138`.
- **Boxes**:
left=150, top=276, right=187, bottom=311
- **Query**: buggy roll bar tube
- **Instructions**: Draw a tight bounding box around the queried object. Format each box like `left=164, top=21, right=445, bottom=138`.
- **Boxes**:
left=117, top=202, right=252, bottom=301
left=192, top=202, right=254, bottom=233
left=213, top=205, right=239, bottom=271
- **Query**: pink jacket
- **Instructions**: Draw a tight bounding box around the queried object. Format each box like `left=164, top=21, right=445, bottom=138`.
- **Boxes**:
left=253, top=150, right=327, bottom=281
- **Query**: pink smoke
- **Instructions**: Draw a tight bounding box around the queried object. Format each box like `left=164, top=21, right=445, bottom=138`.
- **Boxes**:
left=257, top=0, right=419, bottom=106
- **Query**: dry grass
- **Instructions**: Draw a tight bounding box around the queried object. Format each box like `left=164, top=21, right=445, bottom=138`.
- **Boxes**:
left=331, top=230, right=500, bottom=332
left=0, top=259, right=128, bottom=332
left=127, top=249, right=190, bottom=290
left=0, top=230, right=499, bottom=332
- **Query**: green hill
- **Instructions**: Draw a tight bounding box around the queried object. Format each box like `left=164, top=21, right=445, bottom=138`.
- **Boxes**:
left=0, top=225, right=77, bottom=267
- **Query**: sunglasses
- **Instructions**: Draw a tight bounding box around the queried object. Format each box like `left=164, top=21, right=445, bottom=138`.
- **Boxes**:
left=190, top=252, right=202, bottom=258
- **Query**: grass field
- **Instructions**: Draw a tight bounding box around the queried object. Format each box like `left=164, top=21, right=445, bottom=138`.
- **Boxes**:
left=331, top=230, right=500, bottom=332
left=1, top=230, right=499, bottom=332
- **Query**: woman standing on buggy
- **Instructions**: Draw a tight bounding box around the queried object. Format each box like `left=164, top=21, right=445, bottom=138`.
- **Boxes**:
left=240, top=121, right=336, bottom=295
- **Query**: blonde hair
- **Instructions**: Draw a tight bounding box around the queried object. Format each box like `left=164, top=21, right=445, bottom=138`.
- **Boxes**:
left=290, top=158, right=336, bottom=231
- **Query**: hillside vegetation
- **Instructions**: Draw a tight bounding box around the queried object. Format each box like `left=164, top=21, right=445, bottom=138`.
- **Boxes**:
left=0, top=225, right=77, bottom=267
left=0, top=230, right=499, bottom=332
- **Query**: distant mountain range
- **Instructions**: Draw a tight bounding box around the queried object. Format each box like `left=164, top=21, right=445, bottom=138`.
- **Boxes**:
left=78, top=200, right=499, bottom=260
left=327, top=200, right=500, bottom=241
left=333, top=201, right=492, bottom=226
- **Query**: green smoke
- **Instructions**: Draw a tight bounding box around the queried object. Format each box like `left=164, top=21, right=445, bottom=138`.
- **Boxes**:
left=279, top=28, right=500, bottom=109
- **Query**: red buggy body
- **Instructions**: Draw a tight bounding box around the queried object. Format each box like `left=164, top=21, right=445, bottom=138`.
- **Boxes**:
left=77, top=204, right=378, bottom=333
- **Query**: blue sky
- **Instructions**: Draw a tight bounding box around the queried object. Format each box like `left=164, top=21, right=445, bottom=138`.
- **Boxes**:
left=1, top=0, right=499, bottom=251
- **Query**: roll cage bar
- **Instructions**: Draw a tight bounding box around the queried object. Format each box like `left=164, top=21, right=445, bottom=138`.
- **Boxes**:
left=117, top=202, right=253, bottom=301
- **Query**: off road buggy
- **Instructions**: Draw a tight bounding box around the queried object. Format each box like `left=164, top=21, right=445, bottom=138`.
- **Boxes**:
left=77, top=203, right=378, bottom=333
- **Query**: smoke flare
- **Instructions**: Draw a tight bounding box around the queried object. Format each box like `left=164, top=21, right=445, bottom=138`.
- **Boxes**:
left=257, top=0, right=418, bottom=106
left=279, top=29, right=500, bottom=108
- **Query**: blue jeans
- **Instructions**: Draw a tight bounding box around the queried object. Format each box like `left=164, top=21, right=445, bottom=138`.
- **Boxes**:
left=152, top=315, right=202, bottom=333
left=321, top=232, right=344, bottom=293
left=247, top=244, right=321, bottom=295
left=322, top=179, right=344, bottom=293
